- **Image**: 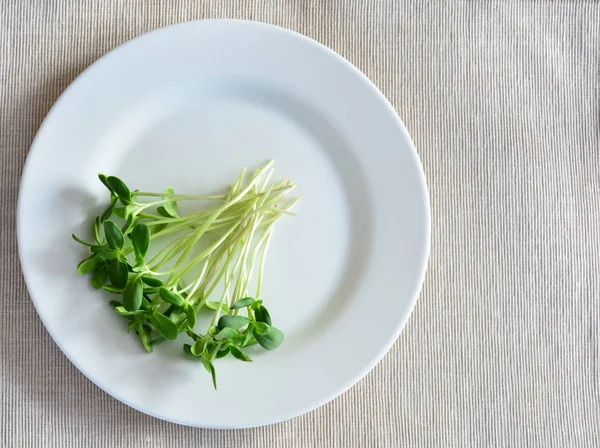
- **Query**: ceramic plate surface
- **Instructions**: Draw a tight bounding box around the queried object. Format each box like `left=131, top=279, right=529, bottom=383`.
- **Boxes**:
left=18, top=20, right=429, bottom=428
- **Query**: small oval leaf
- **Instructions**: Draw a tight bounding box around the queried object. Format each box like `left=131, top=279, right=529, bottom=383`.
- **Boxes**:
left=121, top=214, right=137, bottom=235
left=141, top=276, right=163, bottom=287
left=91, top=264, right=108, bottom=289
left=112, top=306, right=145, bottom=317
left=140, top=296, right=151, bottom=311
left=241, top=326, right=254, bottom=347
left=159, top=288, right=185, bottom=307
left=123, top=277, right=143, bottom=311
left=254, top=327, right=284, bottom=350
left=156, top=206, right=172, bottom=218
left=218, top=315, right=250, bottom=330
left=191, top=339, right=206, bottom=357
left=204, top=360, right=218, bottom=390
left=98, top=246, right=119, bottom=260
left=215, top=346, right=230, bottom=359
left=108, top=258, right=129, bottom=289
left=184, top=344, right=200, bottom=359
left=254, top=305, right=272, bottom=326
left=185, top=303, right=196, bottom=330
left=214, top=327, right=238, bottom=340
left=100, top=196, right=118, bottom=222
left=151, top=337, right=166, bottom=346
left=253, top=321, right=271, bottom=336
left=77, top=255, right=100, bottom=275
left=106, top=176, right=132, bottom=204
left=151, top=223, right=168, bottom=235
left=131, top=223, right=150, bottom=258
left=104, top=220, right=124, bottom=250
left=93, top=216, right=101, bottom=243
left=113, top=207, right=127, bottom=219
left=163, top=187, right=179, bottom=218
left=230, top=297, right=255, bottom=310
left=151, top=311, right=179, bottom=340
left=98, top=173, right=110, bottom=190
left=230, top=346, right=253, bottom=362
left=136, top=322, right=153, bottom=353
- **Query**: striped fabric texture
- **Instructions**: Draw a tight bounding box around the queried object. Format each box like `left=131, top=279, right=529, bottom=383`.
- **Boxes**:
left=1, top=1, right=599, bottom=447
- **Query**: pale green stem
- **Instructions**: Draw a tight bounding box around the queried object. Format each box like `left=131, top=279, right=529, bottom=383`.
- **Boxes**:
left=132, top=192, right=227, bottom=200
left=256, top=230, right=273, bottom=299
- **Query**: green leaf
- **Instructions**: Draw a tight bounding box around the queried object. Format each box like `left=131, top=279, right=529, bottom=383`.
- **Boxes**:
left=191, top=338, right=207, bottom=356
left=241, top=326, right=254, bottom=347
left=253, top=321, right=270, bottom=336
left=185, top=329, right=201, bottom=341
left=203, top=360, right=218, bottom=390
left=98, top=173, right=111, bottom=190
left=185, top=303, right=196, bottom=330
left=130, top=223, right=150, bottom=258
left=77, top=254, right=100, bottom=275
left=215, top=346, right=230, bottom=359
left=93, top=216, right=101, bottom=243
left=254, top=305, right=272, bottom=326
left=140, top=296, right=151, bottom=311
left=100, top=196, right=118, bottom=222
left=106, top=176, right=132, bottom=204
left=131, top=263, right=146, bottom=273
left=214, top=327, right=238, bottom=340
left=91, top=263, right=108, bottom=289
left=123, top=276, right=143, bottom=311
left=168, top=307, right=184, bottom=324
left=151, top=223, right=168, bottom=235
left=230, top=345, right=253, bottom=362
left=254, top=327, right=284, bottom=350
left=124, top=204, right=137, bottom=219
left=230, top=297, right=255, bottom=309
left=151, top=337, right=166, bottom=346
left=108, top=258, right=129, bottom=289
left=159, top=288, right=185, bottom=307
left=218, top=315, right=250, bottom=330
left=72, top=234, right=100, bottom=248
left=112, top=305, right=145, bottom=316
left=103, top=285, right=123, bottom=294
left=103, top=220, right=124, bottom=250
left=156, top=206, right=172, bottom=218
left=151, top=311, right=179, bottom=340
left=184, top=344, right=201, bottom=359
left=113, top=207, right=126, bottom=219
left=250, top=299, right=263, bottom=310
left=97, top=246, right=119, bottom=260
left=163, top=187, right=179, bottom=217
left=121, top=214, right=136, bottom=235
left=136, top=322, right=153, bottom=353
left=140, top=276, right=163, bottom=287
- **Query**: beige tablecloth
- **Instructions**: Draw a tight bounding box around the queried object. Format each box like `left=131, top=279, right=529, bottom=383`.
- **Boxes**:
left=2, top=1, right=599, bottom=447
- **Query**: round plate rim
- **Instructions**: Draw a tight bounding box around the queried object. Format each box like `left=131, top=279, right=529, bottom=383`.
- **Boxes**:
left=17, top=19, right=431, bottom=428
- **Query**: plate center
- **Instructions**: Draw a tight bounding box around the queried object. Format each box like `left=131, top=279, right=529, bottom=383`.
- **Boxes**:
left=106, top=86, right=371, bottom=349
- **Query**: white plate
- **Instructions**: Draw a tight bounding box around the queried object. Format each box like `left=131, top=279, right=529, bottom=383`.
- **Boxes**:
left=18, top=20, right=429, bottom=428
